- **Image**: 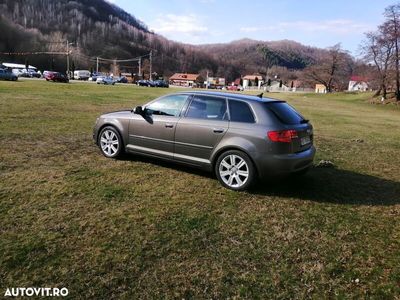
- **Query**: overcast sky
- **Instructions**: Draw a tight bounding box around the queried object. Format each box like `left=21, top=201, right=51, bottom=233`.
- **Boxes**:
left=110, top=0, right=394, bottom=55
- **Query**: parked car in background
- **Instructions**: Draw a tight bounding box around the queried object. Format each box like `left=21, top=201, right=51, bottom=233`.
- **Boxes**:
left=137, top=79, right=156, bottom=87
left=11, top=68, right=24, bottom=77
left=74, top=70, right=90, bottom=80
left=44, top=71, right=55, bottom=81
left=93, top=91, right=315, bottom=190
left=0, top=68, right=18, bottom=81
left=154, top=80, right=169, bottom=88
left=89, top=72, right=103, bottom=81
left=137, top=79, right=149, bottom=86
left=115, top=76, right=128, bottom=84
left=227, top=85, right=244, bottom=91
left=96, top=76, right=115, bottom=85
left=45, top=72, right=69, bottom=83
left=52, top=72, right=69, bottom=83
left=19, top=68, right=41, bottom=78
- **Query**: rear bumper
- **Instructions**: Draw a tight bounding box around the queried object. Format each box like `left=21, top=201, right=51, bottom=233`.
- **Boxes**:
left=255, top=146, right=316, bottom=178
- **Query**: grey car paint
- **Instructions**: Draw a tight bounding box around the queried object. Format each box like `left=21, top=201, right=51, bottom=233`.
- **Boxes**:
left=94, top=91, right=316, bottom=186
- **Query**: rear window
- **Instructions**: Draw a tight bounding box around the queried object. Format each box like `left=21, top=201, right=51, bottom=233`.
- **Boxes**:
left=265, top=102, right=306, bottom=125
left=229, top=100, right=255, bottom=123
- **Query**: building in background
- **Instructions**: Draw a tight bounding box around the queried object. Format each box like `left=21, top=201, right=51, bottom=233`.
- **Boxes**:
left=242, top=75, right=264, bottom=89
left=169, top=73, right=203, bottom=87
left=348, top=76, right=369, bottom=92
left=315, top=84, right=327, bottom=93
left=206, top=77, right=225, bottom=89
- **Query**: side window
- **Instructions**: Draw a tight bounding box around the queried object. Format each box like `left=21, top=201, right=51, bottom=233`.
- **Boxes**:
left=146, top=94, right=189, bottom=117
left=186, top=96, right=227, bottom=120
left=229, top=100, right=255, bottom=123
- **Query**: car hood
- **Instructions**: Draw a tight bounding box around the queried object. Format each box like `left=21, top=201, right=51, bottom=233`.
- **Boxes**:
left=101, top=110, right=132, bottom=118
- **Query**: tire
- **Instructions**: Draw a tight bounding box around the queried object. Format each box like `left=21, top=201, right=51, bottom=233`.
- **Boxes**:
left=98, top=126, right=124, bottom=158
left=215, top=150, right=256, bottom=191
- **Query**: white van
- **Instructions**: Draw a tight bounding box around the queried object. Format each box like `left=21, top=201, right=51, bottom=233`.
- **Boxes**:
left=73, top=70, right=90, bottom=80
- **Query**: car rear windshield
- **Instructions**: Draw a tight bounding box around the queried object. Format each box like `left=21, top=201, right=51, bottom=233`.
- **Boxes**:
left=265, top=101, right=306, bottom=125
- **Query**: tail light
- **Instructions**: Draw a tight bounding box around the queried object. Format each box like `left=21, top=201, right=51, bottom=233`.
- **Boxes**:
left=267, top=130, right=298, bottom=143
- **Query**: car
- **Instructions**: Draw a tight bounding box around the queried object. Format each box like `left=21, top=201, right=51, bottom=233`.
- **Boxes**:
left=227, top=85, right=244, bottom=91
left=93, top=91, right=315, bottom=191
left=44, top=71, right=55, bottom=81
left=51, top=72, right=69, bottom=83
left=89, top=72, right=104, bottom=81
left=96, top=76, right=115, bottom=85
left=115, top=76, right=128, bottom=84
left=19, top=68, right=41, bottom=78
left=74, top=70, right=90, bottom=80
left=45, top=72, right=69, bottom=83
left=137, top=79, right=155, bottom=87
left=154, top=79, right=169, bottom=88
left=0, top=68, right=18, bottom=81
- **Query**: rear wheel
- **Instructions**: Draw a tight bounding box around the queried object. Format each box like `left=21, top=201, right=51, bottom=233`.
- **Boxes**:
left=215, top=150, right=256, bottom=191
left=98, top=126, right=123, bottom=158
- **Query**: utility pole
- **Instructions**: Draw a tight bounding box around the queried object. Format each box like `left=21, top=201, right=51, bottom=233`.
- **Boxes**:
left=96, top=57, right=99, bottom=73
left=206, top=70, right=209, bottom=89
left=66, top=40, right=74, bottom=78
left=138, top=57, right=141, bottom=78
left=149, top=50, right=152, bottom=81
left=66, top=40, right=70, bottom=77
left=113, top=59, right=117, bottom=77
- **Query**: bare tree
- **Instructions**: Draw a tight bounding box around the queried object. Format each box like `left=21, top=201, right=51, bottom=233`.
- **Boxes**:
left=304, top=44, right=349, bottom=92
left=383, top=4, right=400, bottom=100
left=361, top=31, right=394, bottom=99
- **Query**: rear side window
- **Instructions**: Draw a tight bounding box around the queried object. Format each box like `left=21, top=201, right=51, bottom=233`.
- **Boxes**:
left=265, top=102, right=305, bottom=125
left=186, top=95, right=227, bottom=120
left=229, top=100, right=255, bottom=123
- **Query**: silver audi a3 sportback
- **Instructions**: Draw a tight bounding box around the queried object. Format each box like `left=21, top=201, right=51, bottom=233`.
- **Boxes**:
left=93, top=91, right=316, bottom=190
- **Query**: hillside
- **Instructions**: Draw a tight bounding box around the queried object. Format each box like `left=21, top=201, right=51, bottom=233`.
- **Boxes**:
left=0, top=0, right=218, bottom=77
left=0, top=0, right=336, bottom=81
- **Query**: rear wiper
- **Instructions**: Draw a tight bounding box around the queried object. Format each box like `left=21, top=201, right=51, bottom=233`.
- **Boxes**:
left=300, top=119, right=309, bottom=124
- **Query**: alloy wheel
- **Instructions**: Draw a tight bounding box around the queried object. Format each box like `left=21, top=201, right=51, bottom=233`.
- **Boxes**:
left=219, top=154, right=249, bottom=188
left=100, top=129, right=120, bottom=157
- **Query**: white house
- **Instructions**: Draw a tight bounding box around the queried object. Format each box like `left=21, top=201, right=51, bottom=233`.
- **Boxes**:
left=348, top=76, right=369, bottom=92
left=243, top=75, right=264, bottom=89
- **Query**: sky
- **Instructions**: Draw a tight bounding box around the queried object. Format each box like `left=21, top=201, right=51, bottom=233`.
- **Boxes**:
left=109, top=0, right=394, bottom=55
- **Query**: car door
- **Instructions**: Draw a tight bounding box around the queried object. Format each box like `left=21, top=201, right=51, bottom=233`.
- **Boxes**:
left=174, top=94, right=229, bottom=166
left=127, top=94, right=190, bottom=159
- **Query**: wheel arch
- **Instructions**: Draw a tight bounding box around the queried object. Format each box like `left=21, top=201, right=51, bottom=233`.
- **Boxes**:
left=211, top=146, right=260, bottom=178
left=97, top=123, right=125, bottom=146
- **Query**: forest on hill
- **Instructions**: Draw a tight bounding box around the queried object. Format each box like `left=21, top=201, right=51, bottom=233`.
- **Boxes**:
left=0, top=0, right=364, bottom=86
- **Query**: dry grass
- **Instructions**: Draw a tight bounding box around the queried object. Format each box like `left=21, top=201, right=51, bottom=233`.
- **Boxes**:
left=0, top=80, right=399, bottom=298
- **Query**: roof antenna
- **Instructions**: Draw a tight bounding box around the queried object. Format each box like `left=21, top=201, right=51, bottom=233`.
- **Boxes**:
left=257, top=92, right=263, bottom=99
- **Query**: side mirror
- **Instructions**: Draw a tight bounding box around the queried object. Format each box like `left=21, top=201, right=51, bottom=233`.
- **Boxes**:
left=133, top=106, right=143, bottom=115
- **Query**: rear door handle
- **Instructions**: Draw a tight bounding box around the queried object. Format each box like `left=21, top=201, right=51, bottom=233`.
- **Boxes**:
left=165, top=123, right=174, bottom=128
left=213, top=128, right=225, bottom=133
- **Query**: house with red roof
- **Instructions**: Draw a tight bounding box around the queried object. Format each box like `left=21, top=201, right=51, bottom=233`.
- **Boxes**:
left=169, top=73, right=203, bottom=87
left=348, top=76, right=369, bottom=92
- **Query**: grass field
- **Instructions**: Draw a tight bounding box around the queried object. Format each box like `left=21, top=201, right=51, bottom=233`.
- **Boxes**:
left=0, top=80, right=399, bottom=299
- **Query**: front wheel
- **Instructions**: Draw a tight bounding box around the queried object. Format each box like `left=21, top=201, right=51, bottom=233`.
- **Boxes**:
left=215, top=150, right=256, bottom=191
left=98, top=126, right=123, bottom=158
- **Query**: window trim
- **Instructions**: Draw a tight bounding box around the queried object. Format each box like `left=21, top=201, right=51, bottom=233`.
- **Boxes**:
left=227, top=99, right=256, bottom=124
left=183, top=94, right=229, bottom=121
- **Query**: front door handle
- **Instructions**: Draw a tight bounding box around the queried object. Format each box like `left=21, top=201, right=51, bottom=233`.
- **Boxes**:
left=165, top=123, right=174, bottom=128
left=213, top=128, right=225, bottom=133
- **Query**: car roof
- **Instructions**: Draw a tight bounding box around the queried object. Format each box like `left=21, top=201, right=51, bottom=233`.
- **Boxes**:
left=175, top=90, right=282, bottom=103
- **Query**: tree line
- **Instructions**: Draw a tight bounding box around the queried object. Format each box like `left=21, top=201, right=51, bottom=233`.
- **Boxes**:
left=361, top=3, right=400, bottom=100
